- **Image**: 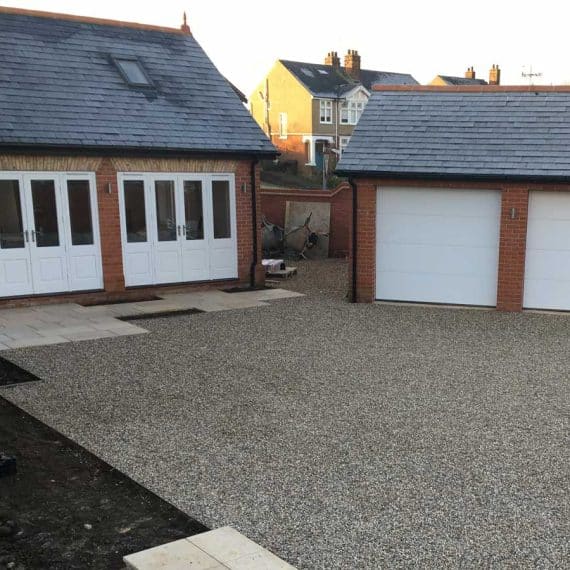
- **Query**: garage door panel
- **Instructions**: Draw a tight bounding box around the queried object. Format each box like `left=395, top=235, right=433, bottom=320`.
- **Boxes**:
left=525, top=250, right=570, bottom=281
left=378, top=243, right=499, bottom=276
left=527, top=192, right=570, bottom=219
left=380, top=187, right=501, bottom=217
left=526, top=219, right=570, bottom=250
left=379, top=214, right=499, bottom=248
left=524, top=191, right=570, bottom=310
left=376, top=187, right=501, bottom=307
left=377, top=271, right=498, bottom=305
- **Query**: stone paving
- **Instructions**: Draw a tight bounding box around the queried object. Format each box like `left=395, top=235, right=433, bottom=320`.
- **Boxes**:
left=0, top=289, right=303, bottom=350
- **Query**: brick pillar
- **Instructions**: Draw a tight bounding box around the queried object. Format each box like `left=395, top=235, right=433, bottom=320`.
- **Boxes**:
left=236, top=160, right=265, bottom=285
left=496, top=186, right=529, bottom=311
left=95, top=158, right=125, bottom=292
left=349, top=179, right=376, bottom=302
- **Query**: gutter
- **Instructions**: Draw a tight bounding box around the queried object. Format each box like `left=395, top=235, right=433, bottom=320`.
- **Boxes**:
left=349, top=177, right=358, bottom=303
left=335, top=169, right=570, bottom=185
left=0, top=143, right=278, bottom=160
left=250, top=159, right=259, bottom=288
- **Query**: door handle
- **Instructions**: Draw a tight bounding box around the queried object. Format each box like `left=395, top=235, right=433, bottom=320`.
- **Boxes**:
left=24, top=230, right=29, bottom=243
left=31, top=230, right=36, bottom=242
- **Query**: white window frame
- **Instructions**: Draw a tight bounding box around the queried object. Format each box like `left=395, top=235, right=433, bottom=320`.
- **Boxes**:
left=339, top=136, right=350, bottom=155
left=319, top=99, right=333, bottom=124
left=340, top=100, right=365, bottom=125
left=279, top=112, right=288, bottom=139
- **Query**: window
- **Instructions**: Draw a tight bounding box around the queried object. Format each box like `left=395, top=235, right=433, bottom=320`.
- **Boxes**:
left=339, top=136, right=350, bottom=156
left=124, top=181, right=147, bottom=242
left=320, top=99, right=332, bottom=124
left=67, top=180, right=94, bottom=245
left=31, top=180, right=59, bottom=247
left=0, top=180, right=24, bottom=249
left=212, top=181, right=231, bottom=239
left=340, top=100, right=366, bottom=125
left=183, top=181, right=204, bottom=240
left=154, top=181, right=177, bottom=242
left=279, top=112, right=288, bottom=139
left=113, top=57, right=152, bottom=87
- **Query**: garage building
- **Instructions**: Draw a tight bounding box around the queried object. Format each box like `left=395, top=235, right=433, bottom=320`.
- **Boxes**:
left=336, top=85, right=570, bottom=311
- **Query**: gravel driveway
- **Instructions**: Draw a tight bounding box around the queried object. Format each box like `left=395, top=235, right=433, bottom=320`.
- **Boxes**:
left=2, top=259, right=569, bottom=569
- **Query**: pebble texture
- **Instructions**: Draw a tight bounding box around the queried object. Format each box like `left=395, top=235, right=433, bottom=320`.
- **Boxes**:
left=2, top=260, right=570, bottom=569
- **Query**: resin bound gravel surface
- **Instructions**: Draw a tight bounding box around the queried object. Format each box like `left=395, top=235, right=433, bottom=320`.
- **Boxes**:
left=2, top=260, right=569, bottom=568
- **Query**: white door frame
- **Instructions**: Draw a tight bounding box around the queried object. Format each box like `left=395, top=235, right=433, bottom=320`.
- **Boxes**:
left=0, top=172, right=34, bottom=297
left=0, top=171, right=103, bottom=298
left=118, top=172, right=238, bottom=287
left=60, top=172, right=103, bottom=292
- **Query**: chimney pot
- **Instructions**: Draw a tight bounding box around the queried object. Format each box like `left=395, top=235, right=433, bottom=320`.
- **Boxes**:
left=465, top=66, right=476, bottom=79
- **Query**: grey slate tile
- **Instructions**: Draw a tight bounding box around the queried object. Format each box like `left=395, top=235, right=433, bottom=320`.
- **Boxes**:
left=0, top=11, right=276, bottom=156
left=337, top=90, right=570, bottom=179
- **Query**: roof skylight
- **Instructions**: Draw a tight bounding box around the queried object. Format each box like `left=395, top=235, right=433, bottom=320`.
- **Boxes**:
left=318, top=69, right=328, bottom=75
left=301, top=67, right=314, bottom=77
left=113, top=57, right=153, bottom=87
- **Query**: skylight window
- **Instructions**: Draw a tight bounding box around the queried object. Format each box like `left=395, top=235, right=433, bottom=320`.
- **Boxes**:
left=113, top=57, right=153, bottom=87
left=301, top=67, right=314, bottom=78
left=318, top=69, right=328, bottom=75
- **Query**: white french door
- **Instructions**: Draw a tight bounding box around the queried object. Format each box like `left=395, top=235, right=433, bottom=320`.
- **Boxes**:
left=119, top=173, right=237, bottom=287
left=0, top=174, right=34, bottom=297
left=0, top=172, right=103, bottom=298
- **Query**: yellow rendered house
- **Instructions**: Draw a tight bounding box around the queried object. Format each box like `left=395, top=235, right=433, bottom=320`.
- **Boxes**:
left=250, top=50, right=417, bottom=175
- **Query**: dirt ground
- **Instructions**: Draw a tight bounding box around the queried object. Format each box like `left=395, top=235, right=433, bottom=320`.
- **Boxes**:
left=0, top=398, right=207, bottom=570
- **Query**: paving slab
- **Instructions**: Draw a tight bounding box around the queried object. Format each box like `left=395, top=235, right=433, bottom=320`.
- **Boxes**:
left=124, top=527, right=296, bottom=570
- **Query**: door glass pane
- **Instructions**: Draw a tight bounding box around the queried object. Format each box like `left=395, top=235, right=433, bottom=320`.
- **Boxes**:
left=31, top=180, right=59, bottom=247
left=0, top=180, right=25, bottom=249
left=183, top=181, right=204, bottom=240
left=124, top=180, right=147, bottom=243
left=155, top=181, right=177, bottom=242
left=212, top=181, right=231, bottom=239
left=67, top=180, right=94, bottom=246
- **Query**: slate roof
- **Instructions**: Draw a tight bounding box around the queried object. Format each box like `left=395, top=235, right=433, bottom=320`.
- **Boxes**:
left=436, top=75, right=488, bottom=86
left=336, top=88, right=570, bottom=181
left=0, top=10, right=276, bottom=156
left=280, top=60, right=418, bottom=97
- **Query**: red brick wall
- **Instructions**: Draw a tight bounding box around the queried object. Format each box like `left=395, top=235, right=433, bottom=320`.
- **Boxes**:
left=351, top=178, right=570, bottom=311
left=96, top=158, right=125, bottom=292
left=0, top=155, right=263, bottom=307
left=497, top=186, right=529, bottom=311
left=260, top=183, right=351, bottom=257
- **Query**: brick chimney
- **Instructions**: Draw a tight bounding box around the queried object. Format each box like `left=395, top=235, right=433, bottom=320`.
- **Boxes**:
left=325, top=51, right=340, bottom=68
left=465, top=66, right=476, bottom=79
left=489, top=64, right=501, bottom=85
left=344, top=49, right=361, bottom=80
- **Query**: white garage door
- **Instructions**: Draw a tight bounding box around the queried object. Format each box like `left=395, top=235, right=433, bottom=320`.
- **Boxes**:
left=524, top=191, right=570, bottom=310
left=376, top=187, right=502, bottom=306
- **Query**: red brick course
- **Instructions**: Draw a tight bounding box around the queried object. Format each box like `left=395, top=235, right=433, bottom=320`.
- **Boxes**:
left=351, top=178, right=570, bottom=311
left=0, top=155, right=263, bottom=308
left=260, top=183, right=351, bottom=257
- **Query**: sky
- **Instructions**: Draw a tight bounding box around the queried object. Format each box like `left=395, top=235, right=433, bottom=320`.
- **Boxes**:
left=2, top=0, right=570, bottom=95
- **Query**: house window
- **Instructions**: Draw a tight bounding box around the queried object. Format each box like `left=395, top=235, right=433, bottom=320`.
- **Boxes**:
left=340, top=100, right=365, bottom=125
left=279, top=112, right=288, bottom=139
left=339, top=136, right=350, bottom=155
left=320, top=100, right=333, bottom=124
left=113, top=57, right=153, bottom=87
